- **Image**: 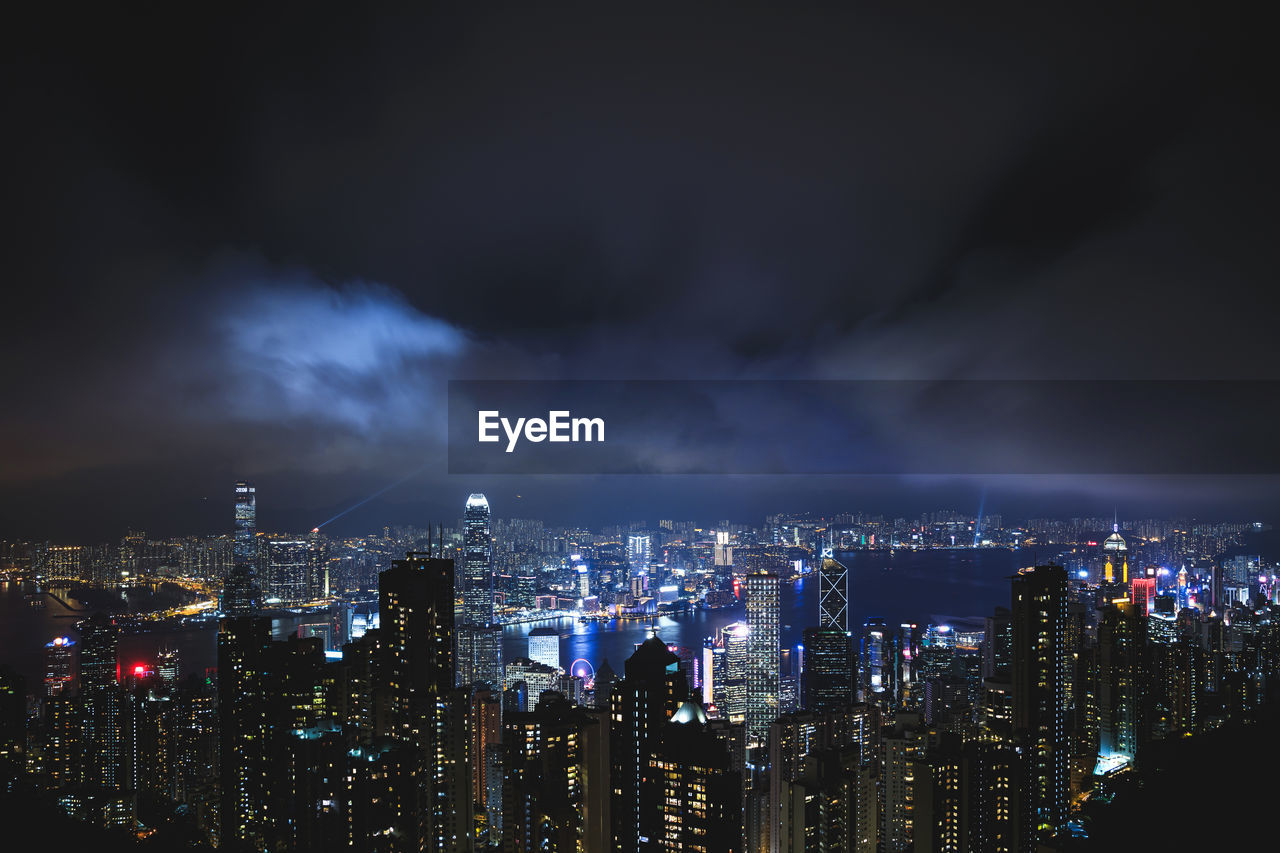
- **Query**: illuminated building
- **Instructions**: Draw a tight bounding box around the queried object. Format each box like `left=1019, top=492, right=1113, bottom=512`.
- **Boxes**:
left=457, top=624, right=504, bottom=689
left=859, top=618, right=892, bottom=707
left=776, top=746, right=878, bottom=853
left=503, top=691, right=609, bottom=853
left=608, top=634, right=688, bottom=853
left=470, top=686, right=501, bottom=829
left=769, top=705, right=879, bottom=851
left=44, top=635, right=76, bottom=697
left=916, top=735, right=964, bottom=853
left=1010, top=564, right=1067, bottom=841
left=283, top=726, right=421, bottom=853
left=79, top=612, right=123, bottom=791
left=504, top=657, right=559, bottom=711
left=959, top=739, right=1033, bottom=853
left=462, top=493, right=494, bottom=626
left=458, top=494, right=503, bottom=690
left=720, top=621, right=750, bottom=723
left=745, top=572, right=781, bottom=747
left=218, top=616, right=272, bottom=847
left=628, top=533, right=652, bottom=575
left=1170, top=638, right=1203, bottom=735
left=802, top=626, right=853, bottom=712
left=234, top=480, right=256, bottom=565
left=895, top=623, right=921, bottom=711
left=0, top=665, right=23, bottom=767
left=378, top=550, right=459, bottom=851
left=880, top=715, right=921, bottom=853
left=528, top=626, right=561, bottom=673
left=266, top=538, right=309, bottom=605
left=702, top=636, right=724, bottom=709
left=155, top=645, right=180, bottom=685
left=224, top=481, right=261, bottom=617
left=983, top=607, right=1012, bottom=680
left=1131, top=573, right=1157, bottom=616
left=818, top=556, right=849, bottom=634
left=640, top=699, right=743, bottom=853
left=43, top=696, right=82, bottom=785
left=1096, top=599, right=1146, bottom=776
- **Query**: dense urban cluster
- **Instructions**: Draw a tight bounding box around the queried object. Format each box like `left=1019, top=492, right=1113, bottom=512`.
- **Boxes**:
left=1, top=485, right=1278, bottom=851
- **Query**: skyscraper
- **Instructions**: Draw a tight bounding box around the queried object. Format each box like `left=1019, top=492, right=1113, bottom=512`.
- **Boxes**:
left=233, top=480, right=256, bottom=564
left=801, top=626, right=853, bottom=712
left=266, top=538, right=309, bottom=605
left=609, top=634, right=688, bottom=853
left=818, top=555, right=849, bottom=634
left=462, top=493, right=493, bottom=626
left=860, top=618, right=892, bottom=707
left=80, top=613, right=123, bottom=791
left=458, top=494, right=503, bottom=689
left=379, top=551, right=459, bottom=850
left=1096, top=598, right=1147, bottom=772
left=627, top=533, right=652, bottom=576
left=224, top=481, right=260, bottom=616
left=640, top=700, right=743, bottom=852
left=1011, top=564, right=1068, bottom=841
left=44, top=636, right=76, bottom=697
left=528, top=626, right=561, bottom=671
left=502, top=691, right=609, bottom=853
left=745, top=572, right=781, bottom=747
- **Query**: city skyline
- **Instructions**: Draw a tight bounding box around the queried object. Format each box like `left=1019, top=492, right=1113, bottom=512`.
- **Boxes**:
left=3, top=4, right=1279, bottom=851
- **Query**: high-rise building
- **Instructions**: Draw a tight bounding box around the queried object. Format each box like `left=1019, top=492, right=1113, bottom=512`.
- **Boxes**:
left=880, top=713, right=923, bottom=853
left=79, top=612, right=123, bottom=791
left=745, top=572, right=781, bottom=747
left=44, top=635, right=76, bottom=697
left=1011, top=564, right=1068, bottom=841
left=776, top=744, right=878, bottom=853
left=982, top=607, right=1012, bottom=681
left=502, top=691, right=609, bottom=853
left=528, top=626, right=561, bottom=672
left=640, top=699, right=743, bottom=852
left=469, top=686, right=502, bottom=841
left=225, top=481, right=261, bottom=617
left=801, top=627, right=853, bottom=712
left=720, top=621, right=751, bottom=723
left=1131, top=573, right=1157, bottom=617
left=1096, top=599, right=1146, bottom=775
left=457, top=624, right=504, bottom=689
left=628, top=533, right=652, bottom=576
left=0, top=665, right=24, bottom=769
left=266, top=538, right=309, bottom=605
left=859, top=618, right=892, bottom=707
left=458, top=494, right=502, bottom=691
left=818, top=556, right=849, bottom=634
left=769, top=704, right=879, bottom=852
left=234, top=480, right=256, bottom=565
left=609, top=635, right=688, bottom=853
left=504, top=657, right=559, bottom=711
left=462, top=494, right=494, bottom=627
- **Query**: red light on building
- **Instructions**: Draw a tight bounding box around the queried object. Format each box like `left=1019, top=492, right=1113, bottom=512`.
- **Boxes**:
left=1131, top=577, right=1156, bottom=616
left=1086, top=541, right=1098, bottom=547
left=133, top=665, right=146, bottom=676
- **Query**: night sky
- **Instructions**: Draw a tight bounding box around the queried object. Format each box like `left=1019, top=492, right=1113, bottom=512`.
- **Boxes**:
left=3, top=6, right=1277, bottom=540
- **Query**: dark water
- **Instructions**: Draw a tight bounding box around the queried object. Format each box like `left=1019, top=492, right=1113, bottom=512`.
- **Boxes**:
left=1, top=549, right=1025, bottom=696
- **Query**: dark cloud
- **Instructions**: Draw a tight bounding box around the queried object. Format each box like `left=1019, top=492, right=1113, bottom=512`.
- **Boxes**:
left=1, top=5, right=1277, bottom=538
